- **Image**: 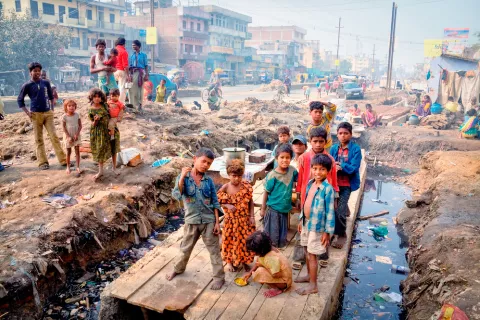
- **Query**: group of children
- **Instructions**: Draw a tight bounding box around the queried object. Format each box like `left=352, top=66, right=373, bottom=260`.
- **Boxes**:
left=167, top=100, right=361, bottom=298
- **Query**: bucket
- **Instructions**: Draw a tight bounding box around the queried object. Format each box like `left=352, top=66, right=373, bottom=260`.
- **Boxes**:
left=431, top=103, right=442, bottom=114
left=223, top=147, right=246, bottom=166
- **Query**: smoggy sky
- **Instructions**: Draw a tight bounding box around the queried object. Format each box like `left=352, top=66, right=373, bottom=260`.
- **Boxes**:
left=202, top=0, right=479, bottom=68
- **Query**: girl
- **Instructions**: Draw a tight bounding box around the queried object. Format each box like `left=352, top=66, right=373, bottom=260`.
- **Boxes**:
left=155, top=79, right=167, bottom=103
left=217, top=159, right=255, bottom=272
left=459, top=109, right=479, bottom=139
left=88, top=88, right=121, bottom=181
left=243, top=231, right=292, bottom=298
left=62, top=99, right=82, bottom=175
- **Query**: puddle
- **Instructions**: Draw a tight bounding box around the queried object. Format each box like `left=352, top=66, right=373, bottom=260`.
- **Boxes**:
left=42, top=213, right=185, bottom=320
left=335, top=179, right=411, bottom=320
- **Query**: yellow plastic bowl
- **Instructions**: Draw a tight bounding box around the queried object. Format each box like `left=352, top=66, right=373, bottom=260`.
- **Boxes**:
left=234, top=277, right=248, bottom=287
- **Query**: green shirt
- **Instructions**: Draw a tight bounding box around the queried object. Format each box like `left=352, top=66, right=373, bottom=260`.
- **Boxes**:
left=264, top=166, right=298, bottom=214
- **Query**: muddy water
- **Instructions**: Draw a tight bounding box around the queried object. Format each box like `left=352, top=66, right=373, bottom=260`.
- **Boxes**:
left=335, top=179, right=411, bottom=320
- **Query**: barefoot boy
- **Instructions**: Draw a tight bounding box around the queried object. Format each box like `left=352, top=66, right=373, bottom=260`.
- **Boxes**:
left=295, top=154, right=335, bottom=295
left=167, top=148, right=225, bottom=290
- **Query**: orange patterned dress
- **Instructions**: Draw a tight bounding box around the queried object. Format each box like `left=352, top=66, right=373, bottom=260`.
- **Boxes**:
left=217, top=181, right=256, bottom=266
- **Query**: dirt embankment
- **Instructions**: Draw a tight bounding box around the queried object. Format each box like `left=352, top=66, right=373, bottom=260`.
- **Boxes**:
left=0, top=97, right=308, bottom=319
left=396, top=151, right=480, bottom=319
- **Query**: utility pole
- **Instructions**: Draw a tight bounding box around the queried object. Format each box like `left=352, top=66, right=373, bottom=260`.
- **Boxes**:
left=335, top=17, right=343, bottom=75
left=386, top=2, right=398, bottom=98
left=150, top=0, right=155, bottom=73
left=371, top=44, right=376, bottom=81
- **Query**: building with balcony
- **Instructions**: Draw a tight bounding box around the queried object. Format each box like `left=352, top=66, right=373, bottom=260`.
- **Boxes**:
left=199, top=5, right=252, bottom=77
left=122, top=6, right=209, bottom=80
left=246, top=26, right=307, bottom=74
left=2, top=0, right=128, bottom=62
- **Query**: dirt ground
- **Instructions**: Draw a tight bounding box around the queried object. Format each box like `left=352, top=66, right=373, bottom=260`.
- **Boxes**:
left=1, top=87, right=480, bottom=319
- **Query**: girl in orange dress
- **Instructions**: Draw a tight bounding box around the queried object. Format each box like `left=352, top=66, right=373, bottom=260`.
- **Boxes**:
left=217, top=159, right=256, bottom=272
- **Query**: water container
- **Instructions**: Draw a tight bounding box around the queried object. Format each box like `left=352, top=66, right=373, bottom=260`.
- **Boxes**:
left=391, top=264, right=410, bottom=274
left=408, top=115, right=420, bottom=125
left=431, top=103, right=442, bottom=114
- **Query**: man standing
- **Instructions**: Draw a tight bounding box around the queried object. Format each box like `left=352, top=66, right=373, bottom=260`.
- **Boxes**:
left=114, top=37, right=129, bottom=103
left=128, top=40, right=149, bottom=111
left=18, top=62, right=66, bottom=170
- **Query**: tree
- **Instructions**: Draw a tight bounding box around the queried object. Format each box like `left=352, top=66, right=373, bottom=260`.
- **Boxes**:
left=339, top=60, right=352, bottom=74
left=0, top=11, right=71, bottom=73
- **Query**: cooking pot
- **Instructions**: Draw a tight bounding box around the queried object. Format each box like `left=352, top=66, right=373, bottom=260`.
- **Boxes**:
left=223, top=147, right=246, bottom=166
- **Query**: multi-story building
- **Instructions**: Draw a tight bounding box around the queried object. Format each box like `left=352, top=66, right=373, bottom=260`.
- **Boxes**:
left=2, top=0, right=127, bottom=59
left=199, top=5, right=252, bottom=78
left=303, top=40, right=321, bottom=71
left=122, top=6, right=210, bottom=81
left=246, top=25, right=307, bottom=75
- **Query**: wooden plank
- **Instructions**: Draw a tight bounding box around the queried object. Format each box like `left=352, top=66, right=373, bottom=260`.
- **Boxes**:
left=127, top=242, right=210, bottom=313
left=358, top=210, right=389, bottom=221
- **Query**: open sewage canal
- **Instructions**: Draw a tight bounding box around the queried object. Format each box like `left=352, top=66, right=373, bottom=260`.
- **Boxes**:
left=335, top=177, right=411, bottom=320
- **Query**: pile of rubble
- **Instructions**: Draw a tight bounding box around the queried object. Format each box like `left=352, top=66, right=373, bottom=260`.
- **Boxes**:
left=420, top=114, right=451, bottom=130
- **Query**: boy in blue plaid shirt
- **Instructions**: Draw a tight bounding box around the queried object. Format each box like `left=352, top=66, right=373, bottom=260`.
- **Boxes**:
left=295, top=153, right=335, bottom=295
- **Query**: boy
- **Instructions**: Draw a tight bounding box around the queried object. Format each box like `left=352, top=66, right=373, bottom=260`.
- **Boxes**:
left=330, top=122, right=362, bottom=249
left=166, top=148, right=225, bottom=290
left=272, top=125, right=291, bottom=168
left=295, top=154, right=335, bottom=295
left=306, top=101, right=337, bottom=152
left=18, top=62, right=66, bottom=170
left=291, top=135, right=307, bottom=169
left=303, top=86, right=311, bottom=100
left=261, top=143, right=298, bottom=248
left=107, top=88, right=125, bottom=140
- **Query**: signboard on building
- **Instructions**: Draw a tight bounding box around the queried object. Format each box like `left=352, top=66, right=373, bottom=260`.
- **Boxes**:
left=139, top=29, right=146, bottom=37
left=443, top=40, right=466, bottom=55
left=424, top=40, right=443, bottom=57
left=146, top=27, right=157, bottom=45
left=444, top=28, right=469, bottom=39
left=335, top=59, right=340, bottom=66
left=210, top=46, right=234, bottom=54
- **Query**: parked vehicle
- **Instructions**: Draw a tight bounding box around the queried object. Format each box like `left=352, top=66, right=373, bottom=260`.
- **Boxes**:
left=57, top=66, right=81, bottom=91
left=218, top=70, right=236, bottom=86
left=149, top=73, right=178, bottom=102
left=337, top=82, right=364, bottom=99
left=245, top=70, right=260, bottom=84
left=259, top=71, right=272, bottom=84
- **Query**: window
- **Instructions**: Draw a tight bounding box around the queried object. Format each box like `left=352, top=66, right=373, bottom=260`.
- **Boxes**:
left=182, top=20, right=186, bottom=29
left=185, top=44, right=193, bottom=53
left=109, top=13, right=115, bottom=23
left=42, top=3, right=54, bottom=15
left=71, top=37, right=80, bottom=48
left=190, top=22, right=194, bottom=31
left=15, top=0, right=21, bottom=12
left=106, top=39, right=112, bottom=48
left=86, top=9, right=92, bottom=20
left=197, top=23, right=201, bottom=31
left=68, top=7, right=78, bottom=19
left=90, top=38, right=96, bottom=47
left=196, top=45, right=203, bottom=53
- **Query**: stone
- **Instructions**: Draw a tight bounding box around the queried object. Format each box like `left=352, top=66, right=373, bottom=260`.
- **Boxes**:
left=156, top=232, right=170, bottom=241
left=0, top=284, right=8, bottom=299
left=148, top=212, right=166, bottom=229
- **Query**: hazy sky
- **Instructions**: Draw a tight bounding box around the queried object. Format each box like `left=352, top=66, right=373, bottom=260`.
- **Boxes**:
left=202, top=0, right=479, bottom=68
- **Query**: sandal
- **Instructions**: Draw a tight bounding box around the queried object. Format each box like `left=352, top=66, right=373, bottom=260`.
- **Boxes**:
left=319, top=260, right=328, bottom=268
left=39, top=164, right=49, bottom=170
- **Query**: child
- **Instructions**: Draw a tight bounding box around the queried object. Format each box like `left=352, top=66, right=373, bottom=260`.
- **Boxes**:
left=62, top=99, right=82, bottom=175
left=167, top=148, right=225, bottom=290
left=88, top=88, right=119, bottom=181
left=104, top=48, right=118, bottom=85
left=444, top=96, right=458, bottom=114
left=291, top=135, right=307, bottom=169
left=306, top=101, right=337, bottom=152
left=243, top=231, right=292, bottom=298
left=459, top=109, right=479, bottom=139
left=303, top=85, right=311, bottom=100
left=261, top=143, right=298, bottom=248
left=107, top=88, right=124, bottom=141
left=167, top=90, right=183, bottom=108
left=217, top=159, right=256, bottom=272
left=272, top=125, right=290, bottom=157
left=295, top=154, right=335, bottom=295
left=330, top=122, right=362, bottom=249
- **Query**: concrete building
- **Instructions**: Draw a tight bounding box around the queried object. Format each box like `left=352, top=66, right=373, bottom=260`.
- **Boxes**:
left=2, top=0, right=127, bottom=60
left=303, top=40, right=321, bottom=72
left=198, top=5, right=252, bottom=77
left=122, top=6, right=210, bottom=80
left=246, top=26, right=307, bottom=74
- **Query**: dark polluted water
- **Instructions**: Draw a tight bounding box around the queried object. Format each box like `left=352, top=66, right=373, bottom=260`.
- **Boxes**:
left=335, top=179, right=411, bottom=320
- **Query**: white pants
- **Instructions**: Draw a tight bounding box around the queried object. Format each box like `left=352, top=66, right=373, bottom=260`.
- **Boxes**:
left=114, top=70, right=127, bottom=103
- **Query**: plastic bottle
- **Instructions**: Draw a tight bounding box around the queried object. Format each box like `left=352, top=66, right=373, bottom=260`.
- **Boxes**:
left=391, top=264, right=410, bottom=275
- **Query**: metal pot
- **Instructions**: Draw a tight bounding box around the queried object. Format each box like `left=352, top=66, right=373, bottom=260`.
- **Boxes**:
left=223, top=147, right=246, bottom=166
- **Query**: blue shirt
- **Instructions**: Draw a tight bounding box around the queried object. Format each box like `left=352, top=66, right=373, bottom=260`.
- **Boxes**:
left=17, top=79, right=54, bottom=112
left=128, top=51, right=148, bottom=69
left=264, top=166, right=298, bottom=214
left=330, top=141, right=362, bottom=191
left=299, top=179, right=335, bottom=234
left=172, top=172, right=222, bottom=224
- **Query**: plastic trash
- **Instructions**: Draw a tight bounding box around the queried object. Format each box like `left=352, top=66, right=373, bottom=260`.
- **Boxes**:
left=391, top=264, right=410, bottom=274
left=375, top=255, right=392, bottom=264
left=118, top=148, right=143, bottom=167
left=378, top=292, right=402, bottom=303
left=42, top=194, right=78, bottom=208
left=372, top=225, right=389, bottom=238
left=437, top=304, right=469, bottom=320
left=152, top=158, right=171, bottom=168
left=200, top=130, right=209, bottom=136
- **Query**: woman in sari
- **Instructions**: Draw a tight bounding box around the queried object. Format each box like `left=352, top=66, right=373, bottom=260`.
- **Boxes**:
left=362, top=104, right=383, bottom=128
left=415, top=95, right=432, bottom=117
left=459, top=109, right=479, bottom=139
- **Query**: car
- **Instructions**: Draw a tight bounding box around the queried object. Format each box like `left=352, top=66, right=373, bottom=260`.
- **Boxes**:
left=337, top=82, right=364, bottom=99
left=148, top=73, right=178, bottom=102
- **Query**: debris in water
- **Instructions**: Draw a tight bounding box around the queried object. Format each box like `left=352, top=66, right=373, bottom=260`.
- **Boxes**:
left=375, top=256, right=392, bottom=264
left=371, top=199, right=388, bottom=205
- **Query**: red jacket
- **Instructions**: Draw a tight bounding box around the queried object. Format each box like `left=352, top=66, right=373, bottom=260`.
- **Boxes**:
left=115, top=45, right=129, bottom=71
left=296, top=149, right=339, bottom=206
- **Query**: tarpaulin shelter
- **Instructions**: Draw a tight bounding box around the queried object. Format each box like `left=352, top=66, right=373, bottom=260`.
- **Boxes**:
left=427, top=54, right=479, bottom=110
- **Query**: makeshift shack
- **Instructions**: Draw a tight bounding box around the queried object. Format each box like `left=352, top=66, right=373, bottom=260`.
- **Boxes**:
left=427, top=54, right=479, bottom=110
